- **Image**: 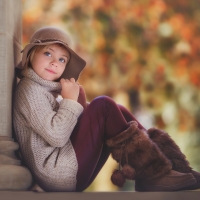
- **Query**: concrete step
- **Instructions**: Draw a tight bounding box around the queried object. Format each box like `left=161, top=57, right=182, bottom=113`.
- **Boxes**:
left=0, top=191, right=200, bottom=200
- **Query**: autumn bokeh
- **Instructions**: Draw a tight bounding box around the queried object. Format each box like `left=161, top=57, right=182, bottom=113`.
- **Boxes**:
left=22, top=0, right=200, bottom=191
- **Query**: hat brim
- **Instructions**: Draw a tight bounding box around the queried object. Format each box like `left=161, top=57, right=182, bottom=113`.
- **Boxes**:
left=15, top=41, right=86, bottom=81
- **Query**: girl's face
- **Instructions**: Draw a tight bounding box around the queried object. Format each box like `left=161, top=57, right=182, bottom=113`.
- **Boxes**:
left=31, top=44, right=70, bottom=81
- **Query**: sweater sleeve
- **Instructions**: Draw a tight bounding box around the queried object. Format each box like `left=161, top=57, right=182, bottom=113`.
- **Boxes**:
left=16, top=83, right=83, bottom=147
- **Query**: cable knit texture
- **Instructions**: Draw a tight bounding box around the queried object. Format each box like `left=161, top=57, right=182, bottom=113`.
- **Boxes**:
left=13, top=68, right=84, bottom=191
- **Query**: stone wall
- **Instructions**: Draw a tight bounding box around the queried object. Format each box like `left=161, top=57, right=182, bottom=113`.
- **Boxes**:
left=0, top=0, right=32, bottom=190
left=0, top=0, right=21, bottom=138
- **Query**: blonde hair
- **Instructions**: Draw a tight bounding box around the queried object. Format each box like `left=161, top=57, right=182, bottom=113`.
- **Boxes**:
left=22, top=45, right=46, bottom=76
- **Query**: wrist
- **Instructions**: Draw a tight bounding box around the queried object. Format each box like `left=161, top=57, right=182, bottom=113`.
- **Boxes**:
left=62, top=96, right=78, bottom=101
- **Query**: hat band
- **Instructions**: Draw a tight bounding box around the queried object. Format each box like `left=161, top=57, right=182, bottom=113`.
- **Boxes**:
left=32, top=38, right=69, bottom=47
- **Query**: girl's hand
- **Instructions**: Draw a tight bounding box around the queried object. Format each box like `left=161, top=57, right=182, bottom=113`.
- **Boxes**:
left=60, top=78, right=80, bottom=101
left=77, top=84, right=87, bottom=108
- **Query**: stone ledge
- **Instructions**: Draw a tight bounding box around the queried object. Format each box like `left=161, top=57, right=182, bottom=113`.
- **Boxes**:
left=0, top=191, right=200, bottom=200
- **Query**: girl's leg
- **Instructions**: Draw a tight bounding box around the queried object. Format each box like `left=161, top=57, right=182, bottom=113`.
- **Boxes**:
left=80, top=145, right=110, bottom=189
left=82, top=104, right=149, bottom=189
left=70, top=96, right=129, bottom=191
left=71, top=97, right=196, bottom=192
left=117, top=104, right=146, bottom=130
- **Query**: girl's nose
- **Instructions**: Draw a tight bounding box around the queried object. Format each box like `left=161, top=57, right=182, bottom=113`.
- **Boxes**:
left=50, top=60, right=58, bottom=67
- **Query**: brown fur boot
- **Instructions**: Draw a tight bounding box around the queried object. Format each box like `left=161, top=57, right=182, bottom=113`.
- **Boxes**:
left=147, top=127, right=200, bottom=190
left=106, top=123, right=196, bottom=191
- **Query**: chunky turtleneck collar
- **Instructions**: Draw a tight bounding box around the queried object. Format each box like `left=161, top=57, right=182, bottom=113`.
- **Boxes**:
left=22, top=68, right=62, bottom=92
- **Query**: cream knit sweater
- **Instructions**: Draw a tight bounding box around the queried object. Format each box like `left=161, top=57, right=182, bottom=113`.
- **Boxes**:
left=13, top=68, right=83, bottom=191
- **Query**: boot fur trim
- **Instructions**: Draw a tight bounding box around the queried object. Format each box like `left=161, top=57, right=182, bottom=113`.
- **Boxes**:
left=106, top=122, right=138, bottom=147
left=107, top=124, right=172, bottom=180
left=147, top=128, right=192, bottom=173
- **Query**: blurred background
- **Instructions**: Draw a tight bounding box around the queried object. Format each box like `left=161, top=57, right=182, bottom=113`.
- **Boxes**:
left=22, top=0, right=200, bottom=192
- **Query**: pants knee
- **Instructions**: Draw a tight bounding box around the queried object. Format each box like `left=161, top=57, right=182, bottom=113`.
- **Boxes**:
left=91, top=95, right=115, bottom=108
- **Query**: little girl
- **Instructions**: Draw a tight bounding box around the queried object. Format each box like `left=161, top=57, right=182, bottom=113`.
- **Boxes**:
left=13, top=27, right=200, bottom=192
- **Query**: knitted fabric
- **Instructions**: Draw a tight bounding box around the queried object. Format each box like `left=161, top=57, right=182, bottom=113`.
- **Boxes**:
left=13, top=68, right=83, bottom=191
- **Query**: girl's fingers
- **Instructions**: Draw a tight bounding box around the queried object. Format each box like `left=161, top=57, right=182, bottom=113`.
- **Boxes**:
left=60, top=78, right=65, bottom=84
left=61, top=78, right=71, bottom=84
left=70, top=78, right=75, bottom=83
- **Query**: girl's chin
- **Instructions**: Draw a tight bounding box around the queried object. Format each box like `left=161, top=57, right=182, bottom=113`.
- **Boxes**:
left=41, top=75, right=58, bottom=81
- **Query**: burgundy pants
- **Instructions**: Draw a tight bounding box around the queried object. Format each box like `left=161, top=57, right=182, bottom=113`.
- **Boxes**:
left=70, top=96, right=145, bottom=191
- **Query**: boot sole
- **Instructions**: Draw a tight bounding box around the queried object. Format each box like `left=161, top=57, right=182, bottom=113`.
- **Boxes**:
left=135, top=177, right=196, bottom=192
left=180, top=181, right=200, bottom=191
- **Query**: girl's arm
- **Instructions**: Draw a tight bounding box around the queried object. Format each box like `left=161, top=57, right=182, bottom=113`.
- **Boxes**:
left=15, top=82, right=83, bottom=148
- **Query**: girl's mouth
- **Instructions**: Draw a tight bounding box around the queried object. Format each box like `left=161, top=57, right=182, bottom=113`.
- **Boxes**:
left=46, top=69, right=56, bottom=74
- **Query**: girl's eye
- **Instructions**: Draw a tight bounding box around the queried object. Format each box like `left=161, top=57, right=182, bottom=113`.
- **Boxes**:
left=59, top=58, right=65, bottom=63
left=44, top=52, right=51, bottom=57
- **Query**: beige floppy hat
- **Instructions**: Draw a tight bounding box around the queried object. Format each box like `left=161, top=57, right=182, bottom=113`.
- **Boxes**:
left=15, top=26, right=86, bottom=81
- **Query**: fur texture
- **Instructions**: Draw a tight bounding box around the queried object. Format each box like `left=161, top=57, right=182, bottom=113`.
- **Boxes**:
left=147, top=128, right=192, bottom=173
left=147, top=128, right=200, bottom=190
left=122, top=164, right=136, bottom=180
left=106, top=122, right=137, bottom=147
left=111, top=170, right=126, bottom=187
left=107, top=123, right=172, bottom=180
